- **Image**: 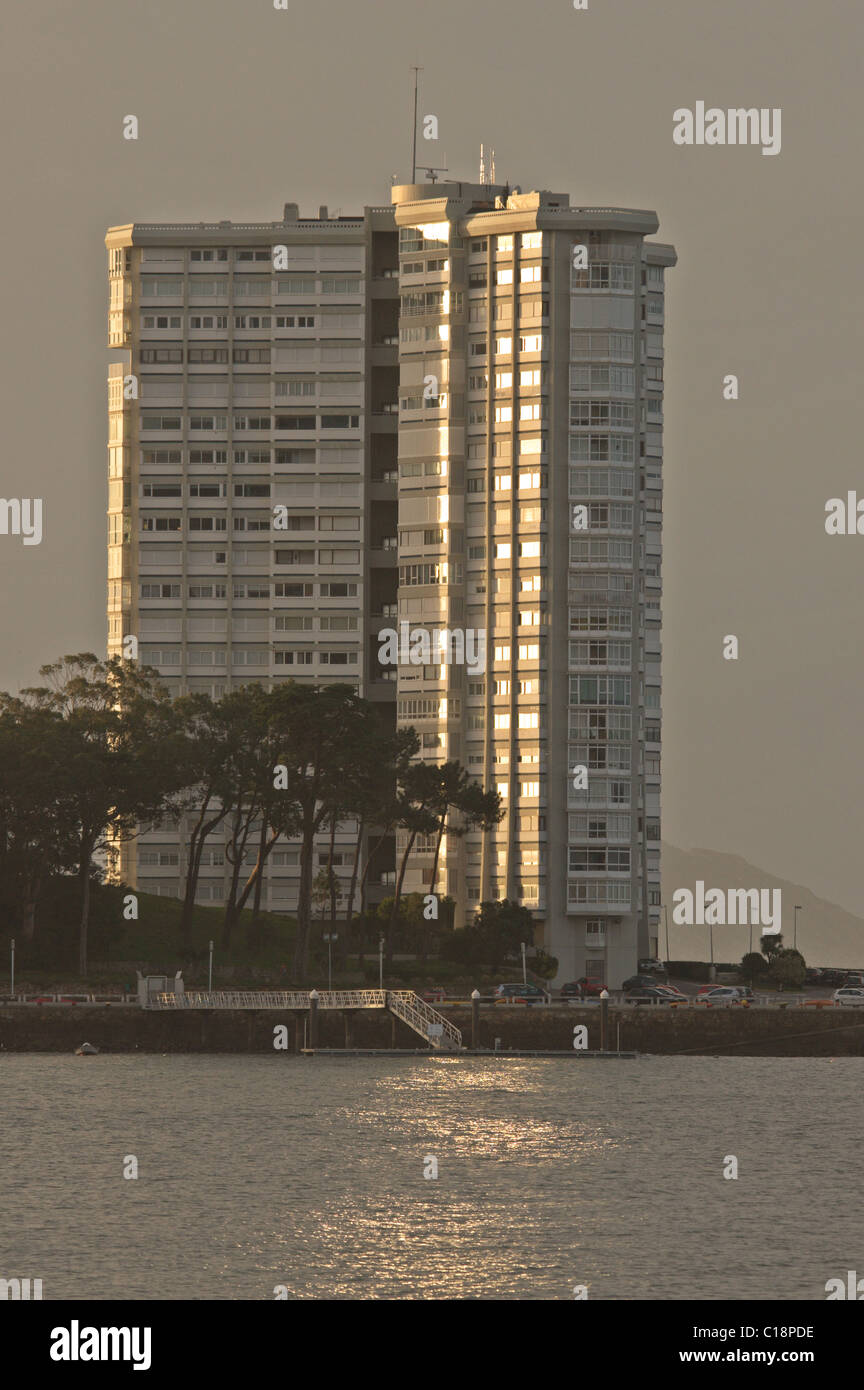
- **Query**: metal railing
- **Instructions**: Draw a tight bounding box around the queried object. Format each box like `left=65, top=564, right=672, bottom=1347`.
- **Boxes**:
left=149, top=988, right=463, bottom=1050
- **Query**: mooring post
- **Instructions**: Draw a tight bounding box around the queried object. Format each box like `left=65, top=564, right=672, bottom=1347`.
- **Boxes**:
left=599, top=988, right=609, bottom=1052
left=308, top=990, right=319, bottom=1051
left=471, top=988, right=481, bottom=1049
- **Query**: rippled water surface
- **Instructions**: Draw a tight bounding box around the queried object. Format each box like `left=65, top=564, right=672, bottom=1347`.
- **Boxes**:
left=1, top=1054, right=859, bottom=1300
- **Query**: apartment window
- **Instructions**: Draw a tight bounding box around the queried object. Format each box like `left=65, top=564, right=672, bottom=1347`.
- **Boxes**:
left=188, top=278, right=229, bottom=297
left=233, top=347, right=271, bottom=363
left=319, top=615, right=357, bottom=631
left=187, top=347, right=228, bottom=364
left=142, top=483, right=181, bottom=498
left=190, top=450, right=227, bottom=465
left=275, top=582, right=313, bottom=597
left=234, top=483, right=271, bottom=498
left=141, top=277, right=183, bottom=297
left=190, top=414, right=227, bottom=431
left=319, top=651, right=357, bottom=665
left=321, top=414, right=360, bottom=429
left=189, top=482, right=225, bottom=497
left=189, top=315, right=228, bottom=329
left=275, top=549, right=315, bottom=565
left=276, top=314, right=316, bottom=328
left=189, top=583, right=227, bottom=598
left=233, top=583, right=269, bottom=599
left=187, top=649, right=226, bottom=665
left=140, top=347, right=183, bottom=364
left=141, top=516, right=181, bottom=532
left=234, top=415, right=271, bottom=430
left=142, top=449, right=181, bottom=466
left=319, top=582, right=357, bottom=597
left=140, top=583, right=180, bottom=598
left=275, top=651, right=314, bottom=665
left=496, top=236, right=514, bottom=252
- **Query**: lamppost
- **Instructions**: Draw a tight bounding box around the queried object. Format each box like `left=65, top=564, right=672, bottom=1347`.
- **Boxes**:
left=378, top=935, right=384, bottom=989
left=208, top=939, right=213, bottom=993
left=521, top=941, right=527, bottom=985
left=794, top=905, right=802, bottom=952
left=323, top=933, right=338, bottom=992
left=10, top=938, right=14, bottom=998
left=662, top=905, right=670, bottom=964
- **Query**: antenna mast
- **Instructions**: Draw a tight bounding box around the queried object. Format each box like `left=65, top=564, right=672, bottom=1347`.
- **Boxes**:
left=411, top=66, right=422, bottom=183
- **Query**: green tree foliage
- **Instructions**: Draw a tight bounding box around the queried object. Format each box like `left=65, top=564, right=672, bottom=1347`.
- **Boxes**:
left=767, top=948, right=806, bottom=991
left=441, top=898, right=535, bottom=972
left=740, top=950, right=769, bottom=981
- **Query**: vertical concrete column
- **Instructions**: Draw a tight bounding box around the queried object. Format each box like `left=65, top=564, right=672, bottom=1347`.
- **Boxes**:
left=308, top=990, right=319, bottom=1051
left=471, top=988, right=481, bottom=1049
left=600, top=988, right=609, bottom=1053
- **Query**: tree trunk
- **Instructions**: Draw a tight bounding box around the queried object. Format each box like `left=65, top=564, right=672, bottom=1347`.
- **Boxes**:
left=291, top=805, right=317, bottom=985
left=387, top=829, right=417, bottom=966
left=345, top=816, right=364, bottom=929
left=429, top=816, right=446, bottom=897
left=222, top=807, right=251, bottom=948
left=327, top=811, right=338, bottom=932
left=180, top=800, right=227, bottom=946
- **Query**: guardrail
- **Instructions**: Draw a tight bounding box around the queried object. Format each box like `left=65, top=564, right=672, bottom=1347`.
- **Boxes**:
left=148, top=988, right=463, bottom=1050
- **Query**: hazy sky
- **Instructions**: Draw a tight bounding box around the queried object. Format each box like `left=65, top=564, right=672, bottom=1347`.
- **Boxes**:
left=1, top=0, right=861, bottom=913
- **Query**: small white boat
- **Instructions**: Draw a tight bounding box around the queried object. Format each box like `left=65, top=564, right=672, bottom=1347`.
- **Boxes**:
left=75, top=1042, right=99, bottom=1056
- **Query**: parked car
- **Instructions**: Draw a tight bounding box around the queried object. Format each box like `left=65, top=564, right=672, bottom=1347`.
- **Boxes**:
left=804, top=968, right=824, bottom=986
left=559, top=979, right=604, bottom=999
left=638, top=958, right=668, bottom=980
left=653, top=984, right=689, bottom=1004
left=622, top=974, right=663, bottom=991
left=625, top=986, right=682, bottom=1006
left=833, top=988, right=864, bottom=1007
left=819, top=970, right=847, bottom=987
left=696, top=986, right=754, bottom=1007
left=843, top=972, right=864, bottom=987
left=494, top=982, right=549, bottom=1004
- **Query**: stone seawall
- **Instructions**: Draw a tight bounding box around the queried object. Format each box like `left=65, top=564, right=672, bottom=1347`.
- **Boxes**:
left=2, top=1004, right=864, bottom=1056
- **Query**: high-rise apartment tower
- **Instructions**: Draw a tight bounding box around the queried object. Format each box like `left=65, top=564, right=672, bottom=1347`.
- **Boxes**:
left=105, top=178, right=675, bottom=985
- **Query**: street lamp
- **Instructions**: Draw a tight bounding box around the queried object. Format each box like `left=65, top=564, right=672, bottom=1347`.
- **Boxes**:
left=794, top=905, right=802, bottom=952
left=323, top=933, right=338, bottom=992
left=378, top=935, right=384, bottom=989
left=521, top=941, right=527, bottom=985
left=208, top=939, right=214, bottom=993
left=662, top=905, right=670, bottom=964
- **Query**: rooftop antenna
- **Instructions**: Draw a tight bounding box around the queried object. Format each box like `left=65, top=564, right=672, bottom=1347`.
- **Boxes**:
left=480, top=143, right=486, bottom=184
left=410, top=66, right=422, bottom=183
left=490, top=148, right=496, bottom=184
left=423, top=165, right=449, bottom=184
